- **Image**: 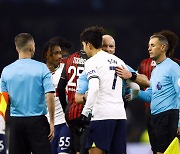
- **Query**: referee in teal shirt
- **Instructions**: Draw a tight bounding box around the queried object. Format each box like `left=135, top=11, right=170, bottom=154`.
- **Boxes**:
left=1, top=33, right=55, bottom=154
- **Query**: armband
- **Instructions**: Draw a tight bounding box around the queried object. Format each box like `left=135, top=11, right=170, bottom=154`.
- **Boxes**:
left=130, top=72, right=137, bottom=81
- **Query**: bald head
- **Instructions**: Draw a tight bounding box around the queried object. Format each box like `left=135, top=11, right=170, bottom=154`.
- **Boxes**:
left=102, top=35, right=115, bottom=54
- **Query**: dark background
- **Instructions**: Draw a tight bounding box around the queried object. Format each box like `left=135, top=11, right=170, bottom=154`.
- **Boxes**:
left=0, top=0, right=180, bottom=142
left=0, top=0, right=180, bottom=74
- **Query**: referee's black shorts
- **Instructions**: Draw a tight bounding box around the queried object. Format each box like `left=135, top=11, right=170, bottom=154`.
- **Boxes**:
left=9, top=115, right=51, bottom=154
left=150, top=109, right=179, bottom=153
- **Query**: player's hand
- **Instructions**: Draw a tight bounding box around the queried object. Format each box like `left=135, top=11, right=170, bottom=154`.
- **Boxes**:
left=124, top=94, right=132, bottom=102
left=68, top=114, right=90, bottom=136
left=116, top=65, right=132, bottom=80
left=66, top=122, right=69, bottom=127
left=84, top=91, right=88, bottom=101
left=79, top=114, right=90, bottom=126
left=48, top=122, right=54, bottom=141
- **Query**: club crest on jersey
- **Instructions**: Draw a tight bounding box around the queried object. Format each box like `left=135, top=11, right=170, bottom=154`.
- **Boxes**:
left=86, top=70, right=96, bottom=77
left=151, top=60, right=156, bottom=66
left=156, top=82, right=162, bottom=90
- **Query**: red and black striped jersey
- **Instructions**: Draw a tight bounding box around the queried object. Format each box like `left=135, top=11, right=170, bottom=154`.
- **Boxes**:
left=60, top=57, right=68, bottom=64
left=60, top=50, right=88, bottom=121
left=137, top=58, right=156, bottom=80
left=137, top=58, right=156, bottom=109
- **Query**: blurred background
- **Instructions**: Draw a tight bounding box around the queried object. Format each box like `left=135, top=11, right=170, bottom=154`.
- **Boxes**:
left=0, top=0, right=180, bottom=152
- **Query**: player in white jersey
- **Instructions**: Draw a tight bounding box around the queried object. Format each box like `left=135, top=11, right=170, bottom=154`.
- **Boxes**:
left=75, top=34, right=149, bottom=105
left=79, top=26, right=140, bottom=154
left=83, top=51, right=127, bottom=120
left=43, top=39, right=71, bottom=154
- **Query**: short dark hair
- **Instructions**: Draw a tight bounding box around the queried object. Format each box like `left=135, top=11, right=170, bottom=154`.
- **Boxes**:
left=15, top=33, right=33, bottom=50
left=150, top=34, right=169, bottom=51
left=80, top=26, right=105, bottom=49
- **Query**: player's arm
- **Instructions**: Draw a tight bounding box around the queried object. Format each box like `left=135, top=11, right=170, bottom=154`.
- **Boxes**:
left=43, top=66, right=55, bottom=140
left=119, top=62, right=152, bottom=102
left=57, top=66, right=68, bottom=113
left=75, top=70, right=88, bottom=104
left=171, top=65, right=180, bottom=133
left=45, top=92, right=55, bottom=140
left=116, top=65, right=150, bottom=89
left=75, top=92, right=88, bottom=104
left=82, top=77, right=99, bottom=117
left=136, top=86, right=152, bottom=102
left=116, top=63, right=140, bottom=100
left=81, top=62, right=99, bottom=117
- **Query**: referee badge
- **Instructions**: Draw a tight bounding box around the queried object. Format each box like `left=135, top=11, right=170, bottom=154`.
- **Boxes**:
left=156, top=82, right=162, bottom=90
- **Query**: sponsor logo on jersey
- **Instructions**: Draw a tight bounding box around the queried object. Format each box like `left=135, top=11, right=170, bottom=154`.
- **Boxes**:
left=86, top=70, right=96, bottom=77
left=61, top=147, right=68, bottom=150
left=73, top=57, right=86, bottom=64
left=156, top=82, right=162, bottom=90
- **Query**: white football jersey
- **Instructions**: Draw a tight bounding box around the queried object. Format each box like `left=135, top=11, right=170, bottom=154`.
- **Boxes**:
left=82, top=51, right=127, bottom=120
left=46, top=63, right=66, bottom=125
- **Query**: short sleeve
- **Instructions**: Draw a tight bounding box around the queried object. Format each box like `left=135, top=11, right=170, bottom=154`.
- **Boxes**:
left=42, top=65, right=55, bottom=93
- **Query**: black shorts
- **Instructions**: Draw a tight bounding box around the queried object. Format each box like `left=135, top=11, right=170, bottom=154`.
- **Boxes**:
left=9, top=115, right=51, bottom=154
left=150, top=109, right=179, bottom=153
left=86, top=119, right=126, bottom=154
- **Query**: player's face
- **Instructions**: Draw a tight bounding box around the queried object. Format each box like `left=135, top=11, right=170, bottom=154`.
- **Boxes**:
left=82, top=42, right=91, bottom=57
left=102, top=38, right=115, bottom=54
left=148, top=38, right=164, bottom=61
left=46, top=45, right=62, bottom=68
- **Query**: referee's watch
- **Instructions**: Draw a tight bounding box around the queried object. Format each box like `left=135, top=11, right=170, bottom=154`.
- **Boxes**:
left=130, top=72, right=137, bottom=81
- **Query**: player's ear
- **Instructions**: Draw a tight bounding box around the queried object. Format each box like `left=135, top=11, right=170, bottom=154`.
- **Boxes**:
left=88, top=43, right=93, bottom=50
left=161, top=44, right=166, bottom=52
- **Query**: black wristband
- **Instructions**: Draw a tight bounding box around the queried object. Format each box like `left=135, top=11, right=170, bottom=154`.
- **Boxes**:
left=130, top=72, right=137, bottom=81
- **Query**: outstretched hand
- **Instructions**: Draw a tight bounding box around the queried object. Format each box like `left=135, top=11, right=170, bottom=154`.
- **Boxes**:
left=116, top=65, right=132, bottom=80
